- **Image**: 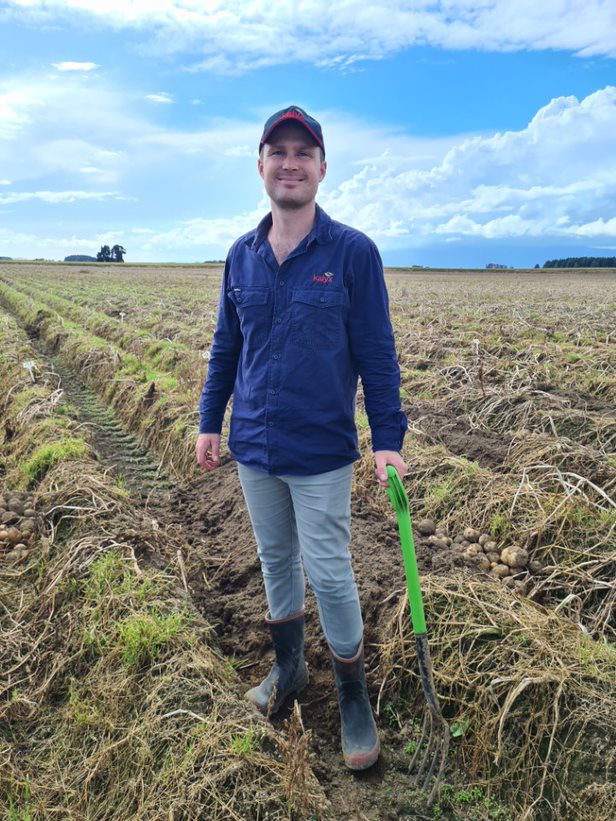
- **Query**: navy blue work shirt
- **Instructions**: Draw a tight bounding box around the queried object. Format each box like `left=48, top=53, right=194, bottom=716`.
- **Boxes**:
left=199, top=204, right=407, bottom=475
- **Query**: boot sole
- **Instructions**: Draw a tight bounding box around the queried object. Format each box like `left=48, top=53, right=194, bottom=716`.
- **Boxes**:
left=343, top=739, right=380, bottom=770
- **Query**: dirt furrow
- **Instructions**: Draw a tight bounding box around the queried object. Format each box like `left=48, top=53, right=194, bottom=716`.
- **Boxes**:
left=32, top=340, right=173, bottom=502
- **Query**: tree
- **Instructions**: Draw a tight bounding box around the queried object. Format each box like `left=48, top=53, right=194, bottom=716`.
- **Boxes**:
left=95, top=244, right=126, bottom=262
left=96, top=245, right=112, bottom=262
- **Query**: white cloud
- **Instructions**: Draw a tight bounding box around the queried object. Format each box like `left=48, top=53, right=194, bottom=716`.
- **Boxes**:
left=0, top=88, right=43, bottom=139
left=223, top=145, right=254, bottom=157
left=3, top=1, right=615, bottom=72
left=145, top=92, right=174, bottom=104
left=1, top=59, right=615, bottom=261
left=319, top=86, right=616, bottom=246
left=141, top=200, right=269, bottom=251
left=52, top=61, right=99, bottom=71
left=570, top=217, right=616, bottom=237
left=0, top=190, right=120, bottom=204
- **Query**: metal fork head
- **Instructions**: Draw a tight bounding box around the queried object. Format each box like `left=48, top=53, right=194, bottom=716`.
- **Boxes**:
left=409, top=633, right=450, bottom=805
left=409, top=703, right=450, bottom=805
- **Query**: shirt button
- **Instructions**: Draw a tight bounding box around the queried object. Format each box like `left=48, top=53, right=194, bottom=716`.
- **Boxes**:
left=276, top=317, right=282, bottom=323
left=272, top=353, right=280, bottom=360
left=268, top=421, right=274, bottom=426
left=319, top=296, right=325, bottom=303
left=269, top=388, right=278, bottom=394
left=279, top=280, right=285, bottom=286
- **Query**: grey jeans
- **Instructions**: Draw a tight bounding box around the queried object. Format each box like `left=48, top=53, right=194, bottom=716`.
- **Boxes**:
left=237, top=462, right=363, bottom=658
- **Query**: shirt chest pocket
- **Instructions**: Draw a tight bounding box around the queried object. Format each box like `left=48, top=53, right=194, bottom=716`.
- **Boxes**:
left=228, top=287, right=271, bottom=344
left=290, top=288, right=345, bottom=350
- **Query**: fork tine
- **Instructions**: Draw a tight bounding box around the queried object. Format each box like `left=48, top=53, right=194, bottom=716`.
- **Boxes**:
left=408, top=710, right=430, bottom=774
left=408, top=707, right=450, bottom=805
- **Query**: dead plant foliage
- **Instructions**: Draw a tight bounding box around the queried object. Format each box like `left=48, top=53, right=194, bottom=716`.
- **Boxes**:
left=378, top=574, right=616, bottom=820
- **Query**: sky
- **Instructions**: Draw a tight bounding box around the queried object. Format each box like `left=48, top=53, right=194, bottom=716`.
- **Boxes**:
left=1, top=1, right=615, bottom=269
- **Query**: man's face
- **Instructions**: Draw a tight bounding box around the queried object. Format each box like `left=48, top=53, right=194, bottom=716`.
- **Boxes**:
left=258, top=122, right=326, bottom=211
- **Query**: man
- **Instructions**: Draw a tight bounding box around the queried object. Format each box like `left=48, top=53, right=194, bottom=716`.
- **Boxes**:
left=196, top=105, right=407, bottom=770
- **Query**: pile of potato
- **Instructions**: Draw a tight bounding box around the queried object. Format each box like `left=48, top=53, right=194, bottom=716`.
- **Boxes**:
left=416, top=520, right=541, bottom=595
left=0, top=491, right=39, bottom=562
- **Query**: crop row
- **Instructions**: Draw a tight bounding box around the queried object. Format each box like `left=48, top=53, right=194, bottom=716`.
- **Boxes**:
left=0, top=309, right=308, bottom=820
left=0, top=281, right=204, bottom=482
left=2, top=265, right=614, bottom=640
left=0, top=274, right=214, bottom=374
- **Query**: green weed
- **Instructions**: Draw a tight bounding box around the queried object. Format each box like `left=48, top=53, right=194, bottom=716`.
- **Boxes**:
left=6, top=777, right=33, bottom=821
left=114, top=610, right=189, bottom=667
left=489, top=512, right=510, bottom=540
left=230, top=728, right=263, bottom=757
left=21, top=436, right=89, bottom=484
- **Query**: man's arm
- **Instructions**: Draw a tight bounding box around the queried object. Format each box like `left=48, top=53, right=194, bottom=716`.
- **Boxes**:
left=346, top=237, right=408, bottom=484
left=196, top=257, right=242, bottom=470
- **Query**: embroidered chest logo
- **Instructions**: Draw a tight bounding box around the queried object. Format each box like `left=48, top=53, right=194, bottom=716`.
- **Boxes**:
left=312, top=271, right=334, bottom=284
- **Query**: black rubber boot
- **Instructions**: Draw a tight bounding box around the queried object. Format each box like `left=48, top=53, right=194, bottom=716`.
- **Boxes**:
left=331, top=642, right=380, bottom=770
left=245, top=611, right=309, bottom=717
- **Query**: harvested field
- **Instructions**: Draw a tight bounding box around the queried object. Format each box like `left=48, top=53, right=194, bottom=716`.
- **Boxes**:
left=1, top=263, right=615, bottom=820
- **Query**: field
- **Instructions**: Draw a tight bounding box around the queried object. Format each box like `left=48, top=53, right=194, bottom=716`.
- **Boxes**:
left=1, top=262, right=615, bottom=820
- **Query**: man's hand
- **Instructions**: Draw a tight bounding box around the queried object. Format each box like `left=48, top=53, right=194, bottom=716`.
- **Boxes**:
left=196, top=433, right=221, bottom=471
left=374, top=450, right=407, bottom=488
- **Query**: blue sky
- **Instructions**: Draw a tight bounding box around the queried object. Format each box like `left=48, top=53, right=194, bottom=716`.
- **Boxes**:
left=1, top=1, right=615, bottom=268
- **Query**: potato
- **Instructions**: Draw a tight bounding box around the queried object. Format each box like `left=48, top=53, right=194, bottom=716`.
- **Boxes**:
left=417, top=519, right=436, bottom=536
left=477, top=555, right=491, bottom=572
left=478, top=534, right=490, bottom=546
left=491, top=563, right=511, bottom=579
left=500, top=546, right=529, bottom=569
left=5, top=527, right=22, bottom=544
left=464, top=527, right=481, bottom=541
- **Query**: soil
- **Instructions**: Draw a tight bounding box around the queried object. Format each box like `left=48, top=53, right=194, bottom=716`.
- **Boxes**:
left=21, top=351, right=478, bottom=818
left=148, top=461, right=464, bottom=820
left=408, top=402, right=511, bottom=469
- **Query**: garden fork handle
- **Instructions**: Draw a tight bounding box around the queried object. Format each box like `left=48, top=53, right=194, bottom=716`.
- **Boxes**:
left=386, top=465, right=427, bottom=635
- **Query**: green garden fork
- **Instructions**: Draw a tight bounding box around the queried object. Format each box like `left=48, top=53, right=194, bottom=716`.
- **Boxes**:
left=385, top=465, right=449, bottom=804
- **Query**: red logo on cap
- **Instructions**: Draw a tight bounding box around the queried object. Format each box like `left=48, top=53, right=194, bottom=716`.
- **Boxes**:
left=281, top=109, right=305, bottom=123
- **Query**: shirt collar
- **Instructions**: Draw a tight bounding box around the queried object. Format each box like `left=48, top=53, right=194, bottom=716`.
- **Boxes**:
left=250, top=203, right=333, bottom=252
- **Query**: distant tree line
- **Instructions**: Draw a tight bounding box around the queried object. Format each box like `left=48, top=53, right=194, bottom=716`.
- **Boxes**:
left=97, top=244, right=126, bottom=262
left=543, top=256, right=616, bottom=268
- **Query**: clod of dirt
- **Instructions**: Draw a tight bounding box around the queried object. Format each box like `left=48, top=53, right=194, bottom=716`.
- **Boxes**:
left=416, top=518, right=436, bottom=535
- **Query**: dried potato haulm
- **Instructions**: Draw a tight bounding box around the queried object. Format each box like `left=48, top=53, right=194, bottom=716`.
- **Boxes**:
left=0, top=310, right=328, bottom=821
left=379, top=574, right=616, bottom=820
